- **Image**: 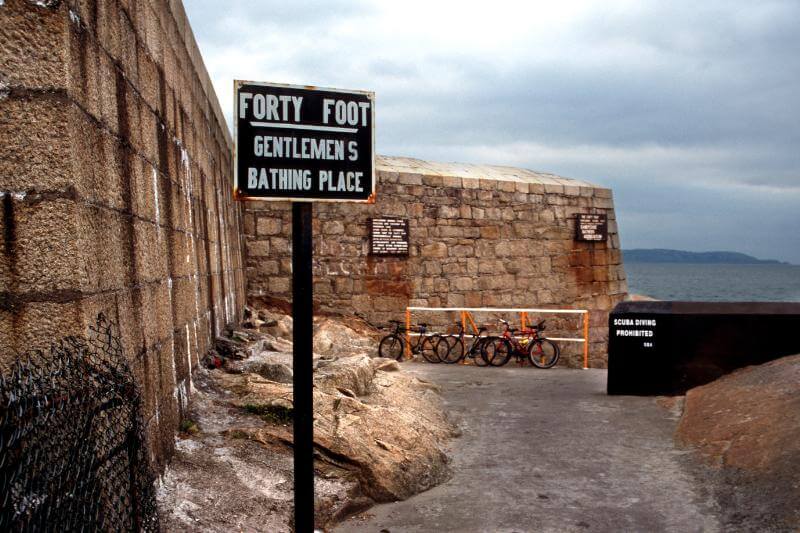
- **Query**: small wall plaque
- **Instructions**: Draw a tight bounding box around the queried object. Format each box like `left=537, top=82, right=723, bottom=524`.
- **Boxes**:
left=576, top=213, right=608, bottom=242
left=369, top=217, right=409, bottom=256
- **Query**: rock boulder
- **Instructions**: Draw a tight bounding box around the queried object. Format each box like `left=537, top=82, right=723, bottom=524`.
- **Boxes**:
left=676, top=353, right=800, bottom=530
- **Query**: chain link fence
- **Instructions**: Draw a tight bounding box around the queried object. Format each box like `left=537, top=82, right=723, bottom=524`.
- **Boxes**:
left=0, top=314, right=159, bottom=531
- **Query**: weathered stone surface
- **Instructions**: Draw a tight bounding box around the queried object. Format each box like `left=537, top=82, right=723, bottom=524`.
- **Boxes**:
left=158, top=312, right=455, bottom=530
left=256, top=217, right=282, bottom=235
left=314, top=317, right=375, bottom=357
left=373, top=358, right=401, bottom=372
left=243, top=356, right=294, bottom=384
left=264, top=314, right=293, bottom=339
left=421, top=242, right=448, bottom=258
left=314, top=355, right=376, bottom=396
left=677, top=354, right=800, bottom=530
left=1, top=0, right=245, bottom=469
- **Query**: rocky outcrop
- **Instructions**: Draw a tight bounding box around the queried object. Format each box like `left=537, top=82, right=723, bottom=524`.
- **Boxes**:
left=676, top=354, right=800, bottom=530
left=157, top=309, right=456, bottom=531
left=313, top=318, right=376, bottom=357
left=229, top=354, right=453, bottom=502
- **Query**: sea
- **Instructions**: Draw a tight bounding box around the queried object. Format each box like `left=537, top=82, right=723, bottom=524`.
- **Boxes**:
left=624, top=263, right=800, bottom=302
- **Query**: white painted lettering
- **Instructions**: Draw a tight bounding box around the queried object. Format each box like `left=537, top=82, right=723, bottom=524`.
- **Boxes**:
left=358, top=101, right=370, bottom=126
left=266, top=94, right=279, bottom=120
left=279, top=95, right=292, bottom=120
left=258, top=168, right=269, bottom=189
left=322, top=99, right=335, bottom=124
left=292, top=96, right=303, bottom=121
left=239, top=92, right=253, bottom=119
left=252, top=94, right=265, bottom=119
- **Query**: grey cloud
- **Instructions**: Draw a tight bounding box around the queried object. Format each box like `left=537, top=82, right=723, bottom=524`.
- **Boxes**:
left=186, top=0, right=373, bottom=43
left=183, top=1, right=800, bottom=262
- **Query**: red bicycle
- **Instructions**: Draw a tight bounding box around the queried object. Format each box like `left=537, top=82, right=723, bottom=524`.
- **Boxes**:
left=483, top=319, right=560, bottom=368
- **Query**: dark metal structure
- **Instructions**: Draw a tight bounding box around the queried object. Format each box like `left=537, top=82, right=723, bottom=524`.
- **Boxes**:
left=292, top=202, right=315, bottom=532
left=608, top=301, right=800, bottom=395
left=0, top=314, right=159, bottom=532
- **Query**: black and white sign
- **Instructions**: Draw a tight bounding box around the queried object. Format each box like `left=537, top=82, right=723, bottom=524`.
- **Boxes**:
left=611, top=316, right=657, bottom=349
left=234, top=81, right=375, bottom=202
left=575, top=213, right=608, bottom=242
left=369, top=217, right=409, bottom=256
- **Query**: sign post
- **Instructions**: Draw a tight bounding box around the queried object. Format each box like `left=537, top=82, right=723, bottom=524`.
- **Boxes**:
left=291, top=201, right=314, bottom=532
left=234, top=81, right=375, bottom=532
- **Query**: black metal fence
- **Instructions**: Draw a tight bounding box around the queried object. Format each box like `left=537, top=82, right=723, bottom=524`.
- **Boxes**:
left=0, top=314, right=159, bottom=532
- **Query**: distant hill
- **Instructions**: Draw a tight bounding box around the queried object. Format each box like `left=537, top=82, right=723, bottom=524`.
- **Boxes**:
left=623, top=249, right=788, bottom=265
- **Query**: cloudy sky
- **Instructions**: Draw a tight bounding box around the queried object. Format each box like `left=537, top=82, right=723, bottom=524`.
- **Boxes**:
left=184, top=0, right=800, bottom=263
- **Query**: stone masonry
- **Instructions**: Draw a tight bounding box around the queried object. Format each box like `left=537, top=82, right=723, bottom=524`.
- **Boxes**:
left=0, top=0, right=245, bottom=469
left=245, top=156, right=628, bottom=367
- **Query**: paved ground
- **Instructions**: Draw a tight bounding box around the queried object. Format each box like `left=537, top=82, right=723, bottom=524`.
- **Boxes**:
left=337, top=364, right=721, bottom=533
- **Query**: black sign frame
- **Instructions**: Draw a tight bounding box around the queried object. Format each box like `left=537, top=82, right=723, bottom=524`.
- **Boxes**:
left=575, top=213, right=608, bottom=242
left=234, top=80, right=376, bottom=203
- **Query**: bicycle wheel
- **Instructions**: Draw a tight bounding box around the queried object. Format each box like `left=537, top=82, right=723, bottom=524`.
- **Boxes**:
left=420, top=334, right=442, bottom=363
left=470, top=337, right=489, bottom=366
left=379, top=334, right=405, bottom=361
left=484, top=338, right=511, bottom=367
left=437, top=336, right=454, bottom=362
left=442, top=336, right=464, bottom=364
left=528, top=339, right=560, bottom=368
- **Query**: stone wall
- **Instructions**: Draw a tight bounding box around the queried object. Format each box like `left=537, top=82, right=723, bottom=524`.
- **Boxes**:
left=0, top=0, right=244, bottom=469
left=245, top=157, right=627, bottom=367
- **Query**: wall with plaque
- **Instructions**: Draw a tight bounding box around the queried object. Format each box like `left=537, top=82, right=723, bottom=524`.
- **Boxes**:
left=243, top=159, right=627, bottom=367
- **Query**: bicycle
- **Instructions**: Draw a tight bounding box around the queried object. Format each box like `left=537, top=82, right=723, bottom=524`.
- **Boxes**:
left=378, top=320, right=442, bottom=363
left=483, top=319, right=560, bottom=368
left=438, top=323, right=491, bottom=365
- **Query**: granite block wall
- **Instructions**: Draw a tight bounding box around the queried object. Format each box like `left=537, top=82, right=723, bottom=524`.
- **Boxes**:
left=0, top=0, right=244, bottom=469
left=245, top=157, right=628, bottom=367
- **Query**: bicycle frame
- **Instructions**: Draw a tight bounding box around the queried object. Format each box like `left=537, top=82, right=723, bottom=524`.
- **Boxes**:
left=389, top=321, right=431, bottom=355
left=459, top=325, right=489, bottom=357
left=499, top=324, right=538, bottom=354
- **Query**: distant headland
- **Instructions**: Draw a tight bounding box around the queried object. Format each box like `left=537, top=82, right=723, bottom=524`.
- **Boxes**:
left=623, top=249, right=790, bottom=265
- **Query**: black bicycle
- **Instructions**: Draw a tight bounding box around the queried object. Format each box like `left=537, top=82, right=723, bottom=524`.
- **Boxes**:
left=438, top=323, right=491, bottom=365
left=378, top=320, right=442, bottom=363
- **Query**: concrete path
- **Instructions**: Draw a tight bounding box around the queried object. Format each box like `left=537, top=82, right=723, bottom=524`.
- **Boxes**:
left=337, top=364, right=720, bottom=533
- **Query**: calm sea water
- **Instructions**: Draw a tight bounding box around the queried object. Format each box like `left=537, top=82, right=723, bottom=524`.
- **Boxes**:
left=625, top=263, right=800, bottom=302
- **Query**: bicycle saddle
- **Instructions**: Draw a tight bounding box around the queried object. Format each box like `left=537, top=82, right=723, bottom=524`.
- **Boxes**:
left=388, top=319, right=400, bottom=324
left=418, top=322, right=428, bottom=327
